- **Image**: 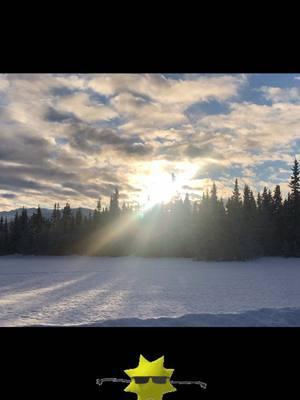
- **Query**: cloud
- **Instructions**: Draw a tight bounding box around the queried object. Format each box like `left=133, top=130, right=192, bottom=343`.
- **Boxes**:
left=0, top=175, right=45, bottom=191
left=0, top=162, right=78, bottom=183
left=184, top=143, right=223, bottom=159
left=89, top=74, right=246, bottom=107
left=182, top=184, right=204, bottom=191
left=88, top=74, right=247, bottom=134
left=196, top=102, right=300, bottom=159
left=44, top=107, right=80, bottom=123
left=0, top=131, right=54, bottom=166
left=112, top=92, right=186, bottom=129
left=260, top=86, right=300, bottom=103
left=56, top=92, right=118, bottom=122
left=67, top=123, right=153, bottom=158
left=1, top=193, right=17, bottom=199
left=0, top=74, right=298, bottom=210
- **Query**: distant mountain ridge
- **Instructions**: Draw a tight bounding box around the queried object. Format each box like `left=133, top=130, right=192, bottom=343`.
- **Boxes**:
left=0, top=207, right=93, bottom=221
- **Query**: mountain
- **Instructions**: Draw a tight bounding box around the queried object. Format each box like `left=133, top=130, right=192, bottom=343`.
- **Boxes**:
left=0, top=207, right=93, bottom=221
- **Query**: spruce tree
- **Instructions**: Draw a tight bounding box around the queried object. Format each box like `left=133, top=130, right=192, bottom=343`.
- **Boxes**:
left=30, top=206, right=44, bottom=254
left=273, top=185, right=282, bottom=214
left=242, top=184, right=258, bottom=258
left=272, top=185, right=283, bottom=255
left=75, top=208, right=83, bottom=227
left=287, top=158, right=300, bottom=255
left=4, top=218, right=9, bottom=254
left=289, top=158, right=300, bottom=202
left=183, top=193, right=192, bottom=214
left=232, top=179, right=242, bottom=205
left=62, top=202, right=72, bottom=233
left=109, top=187, right=120, bottom=217
left=226, top=179, right=243, bottom=260
left=210, top=182, right=217, bottom=203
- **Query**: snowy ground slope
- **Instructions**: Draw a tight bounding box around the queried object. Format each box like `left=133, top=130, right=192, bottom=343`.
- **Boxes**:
left=0, top=256, right=299, bottom=326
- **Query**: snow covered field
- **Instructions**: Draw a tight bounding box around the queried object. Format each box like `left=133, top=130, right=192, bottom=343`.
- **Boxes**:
left=0, top=256, right=300, bottom=326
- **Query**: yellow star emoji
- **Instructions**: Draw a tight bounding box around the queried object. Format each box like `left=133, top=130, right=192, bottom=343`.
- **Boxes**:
left=124, top=355, right=176, bottom=400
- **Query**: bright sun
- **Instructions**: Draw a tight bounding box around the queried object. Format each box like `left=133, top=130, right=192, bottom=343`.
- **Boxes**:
left=145, top=173, right=178, bottom=208
left=138, top=161, right=198, bottom=210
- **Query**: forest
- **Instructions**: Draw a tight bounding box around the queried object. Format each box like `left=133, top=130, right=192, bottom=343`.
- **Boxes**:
left=0, top=158, right=299, bottom=260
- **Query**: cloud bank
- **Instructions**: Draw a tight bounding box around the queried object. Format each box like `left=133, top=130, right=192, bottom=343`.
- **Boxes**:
left=0, top=73, right=299, bottom=210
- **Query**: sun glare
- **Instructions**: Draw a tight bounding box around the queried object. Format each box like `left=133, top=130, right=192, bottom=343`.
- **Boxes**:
left=138, top=162, right=198, bottom=210
left=145, top=174, right=177, bottom=208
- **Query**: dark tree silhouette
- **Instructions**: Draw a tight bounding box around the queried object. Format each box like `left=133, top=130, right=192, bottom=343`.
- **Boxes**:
left=0, top=158, right=299, bottom=260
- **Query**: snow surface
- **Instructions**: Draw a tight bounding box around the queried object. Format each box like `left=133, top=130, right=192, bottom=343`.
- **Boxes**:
left=0, top=256, right=299, bottom=326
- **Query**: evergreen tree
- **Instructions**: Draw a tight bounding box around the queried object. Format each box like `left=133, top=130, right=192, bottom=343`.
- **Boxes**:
left=289, top=158, right=300, bottom=202
left=232, top=179, right=242, bottom=205
left=272, top=185, right=283, bottom=255
left=30, top=206, right=44, bottom=254
left=75, top=208, right=83, bottom=227
left=3, top=218, right=9, bottom=254
left=210, top=182, right=217, bottom=203
left=96, top=197, right=102, bottom=213
left=257, top=192, right=262, bottom=211
left=92, top=198, right=102, bottom=228
left=183, top=193, right=192, bottom=214
left=17, top=207, right=30, bottom=253
left=273, top=185, right=282, bottom=213
left=241, top=184, right=259, bottom=258
left=196, top=184, right=227, bottom=260
left=109, top=187, right=120, bottom=217
left=226, top=179, right=243, bottom=260
left=259, top=187, right=274, bottom=255
left=51, top=203, right=60, bottom=227
left=62, top=202, right=72, bottom=233
left=287, top=158, right=300, bottom=255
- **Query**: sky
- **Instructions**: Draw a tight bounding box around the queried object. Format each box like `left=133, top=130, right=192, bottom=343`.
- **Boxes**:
left=0, top=73, right=299, bottom=211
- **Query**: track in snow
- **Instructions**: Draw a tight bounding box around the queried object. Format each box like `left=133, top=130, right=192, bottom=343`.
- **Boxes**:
left=0, top=255, right=300, bottom=326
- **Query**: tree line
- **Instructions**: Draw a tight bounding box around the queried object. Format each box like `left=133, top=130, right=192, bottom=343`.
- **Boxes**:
left=0, top=158, right=299, bottom=260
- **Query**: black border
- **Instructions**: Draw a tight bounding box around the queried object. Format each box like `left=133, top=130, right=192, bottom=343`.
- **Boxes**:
left=1, top=30, right=300, bottom=73
left=1, top=327, right=299, bottom=398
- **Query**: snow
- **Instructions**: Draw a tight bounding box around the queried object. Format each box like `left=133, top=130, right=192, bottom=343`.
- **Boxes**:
left=0, top=256, right=300, bottom=326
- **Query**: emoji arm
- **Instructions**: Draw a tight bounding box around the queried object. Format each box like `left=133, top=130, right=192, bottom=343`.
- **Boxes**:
left=171, top=380, right=207, bottom=389
left=96, top=378, right=131, bottom=386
